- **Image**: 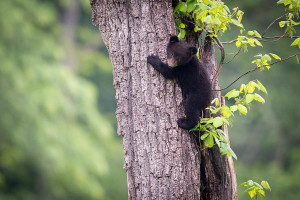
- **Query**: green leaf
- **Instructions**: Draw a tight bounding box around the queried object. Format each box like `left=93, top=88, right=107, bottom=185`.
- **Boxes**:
left=211, top=98, right=220, bottom=106
left=248, top=189, right=256, bottom=198
left=178, top=2, right=187, bottom=12
left=258, top=189, right=265, bottom=196
left=256, top=80, right=268, bottom=95
left=230, top=105, right=238, bottom=112
left=253, top=182, right=263, bottom=190
left=228, top=90, right=240, bottom=99
left=211, top=107, right=222, bottom=114
left=204, top=134, right=214, bottom=148
left=227, top=145, right=237, bottom=160
left=254, top=30, right=262, bottom=38
left=216, top=129, right=225, bottom=137
left=247, top=31, right=254, bottom=36
left=178, top=29, right=186, bottom=40
left=231, top=19, right=245, bottom=30
left=270, top=53, right=281, bottom=60
left=277, top=0, right=289, bottom=4
left=202, top=15, right=213, bottom=24
left=253, top=39, right=263, bottom=47
left=236, top=10, right=244, bottom=23
left=262, top=54, right=272, bottom=62
left=213, top=117, right=224, bottom=127
left=200, top=133, right=209, bottom=140
left=187, top=0, right=197, bottom=12
left=237, top=104, right=247, bottom=115
left=247, top=85, right=255, bottom=93
left=247, top=81, right=258, bottom=93
left=194, top=26, right=202, bottom=32
left=225, top=89, right=235, bottom=97
left=245, top=94, right=254, bottom=104
left=247, top=180, right=254, bottom=186
left=254, top=93, right=265, bottom=104
left=224, top=5, right=230, bottom=13
left=240, top=84, right=246, bottom=92
left=180, top=23, right=186, bottom=29
left=220, top=143, right=228, bottom=155
left=213, top=135, right=221, bottom=147
left=279, top=21, right=289, bottom=28
left=222, top=118, right=230, bottom=125
left=240, top=181, right=249, bottom=186
left=221, top=106, right=232, bottom=118
left=261, top=181, right=271, bottom=191
left=291, top=38, right=300, bottom=48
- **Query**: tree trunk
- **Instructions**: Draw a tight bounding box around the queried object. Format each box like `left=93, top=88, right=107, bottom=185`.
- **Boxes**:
left=90, top=1, right=237, bottom=199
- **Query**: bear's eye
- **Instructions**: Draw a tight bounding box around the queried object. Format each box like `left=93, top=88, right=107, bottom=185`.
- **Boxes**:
left=167, top=52, right=174, bottom=58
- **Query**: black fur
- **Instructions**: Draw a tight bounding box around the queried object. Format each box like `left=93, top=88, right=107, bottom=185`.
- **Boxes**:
left=147, top=36, right=211, bottom=130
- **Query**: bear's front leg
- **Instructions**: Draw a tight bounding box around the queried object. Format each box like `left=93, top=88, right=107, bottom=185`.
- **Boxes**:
left=147, top=55, right=176, bottom=79
left=147, top=55, right=162, bottom=69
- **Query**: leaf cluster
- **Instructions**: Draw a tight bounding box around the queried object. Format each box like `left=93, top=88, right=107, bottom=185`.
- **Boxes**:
left=174, top=0, right=245, bottom=39
left=252, top=53, right=281, bottom=70
left=240, top=180, right=271, bottom=199
left=277, top=0, right=300, bottom=47
left=191, top=80, right=267, bottom=160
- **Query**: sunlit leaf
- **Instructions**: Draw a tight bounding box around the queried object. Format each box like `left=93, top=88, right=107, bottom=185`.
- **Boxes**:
left=270, top=53, right=281, bottom=60
left=258, top=189, right=265, bottom=196
left=261, top=181, right=271, bottom=191
left=211, top=98, right=220, bottom=106
left=200, top=133, right=209, bottom=140
left=238, top=104, right=247, bottom=115
left=187, top=0, right=197, bottom=12
left=291, top=38, right=300, bottom=48
left=227, top=145, right=237, bottom=160
left=204, top=134, right=214, bottom=148
left=245, top=94, right=254, bottom=104
left=254, top=93, right=265, bottom=103
left=213, top=117, right=224, bottom=127
left=230, top=105, right=238, bottom=112
left=256, top=80, right=268, bottom=94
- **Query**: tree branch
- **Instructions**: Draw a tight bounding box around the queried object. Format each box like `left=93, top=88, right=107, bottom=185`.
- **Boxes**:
left=214, top=52, right=300, bottom=91
left=261, top=13, right=286, bottom=37
left=222, top=35, right=300, bottom=44
left=224, top=48, right=242, bottom=64
left=212, top=37, right=225, bottom=88
left=268, top=51, right=300, bottom=66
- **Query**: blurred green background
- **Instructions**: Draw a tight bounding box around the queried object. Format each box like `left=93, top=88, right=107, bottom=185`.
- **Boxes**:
left=0, top=0, right=299, bottom=199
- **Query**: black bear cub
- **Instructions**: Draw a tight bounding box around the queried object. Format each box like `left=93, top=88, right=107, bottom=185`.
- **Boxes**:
left=147, top=35, right=211, bottom=130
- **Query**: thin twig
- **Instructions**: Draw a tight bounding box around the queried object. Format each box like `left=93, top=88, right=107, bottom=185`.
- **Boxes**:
left=215, top=67, right=259, bottom=91
left=213, top=52, right=300, bottom=91
left=222, top=39, right=237, bottom=44
left=261, top=13, right=286, bottom=37
left=222, top=35, right=300, bottom=44
left=211, top=37, right=225, bottom=89
left=261, top=35, right=300, bottom=39
left=224, top=48, right=242, bottom=64
left=268, top=51, right=300, bottom=66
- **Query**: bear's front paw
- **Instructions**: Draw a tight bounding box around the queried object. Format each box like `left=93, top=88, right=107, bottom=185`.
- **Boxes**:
left=147, top=55, right=160, bottom=66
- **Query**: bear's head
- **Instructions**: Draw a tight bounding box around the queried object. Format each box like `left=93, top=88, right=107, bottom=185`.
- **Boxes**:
left=167, top=36, right=198, bottom=67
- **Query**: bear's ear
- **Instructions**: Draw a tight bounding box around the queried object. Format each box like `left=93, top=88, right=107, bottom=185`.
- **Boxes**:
left=190, top=47, right=198, bottom=55
left=169, top=36, right=179, bottom=43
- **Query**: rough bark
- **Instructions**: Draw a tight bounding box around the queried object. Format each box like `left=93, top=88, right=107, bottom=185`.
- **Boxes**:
left=90, top=0, right=237, bottom=199
left=199, top=38, right=237, bottom=200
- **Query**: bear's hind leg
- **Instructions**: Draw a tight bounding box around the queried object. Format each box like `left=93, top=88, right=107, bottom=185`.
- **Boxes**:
left=177, top=103, right=200, bottom=130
